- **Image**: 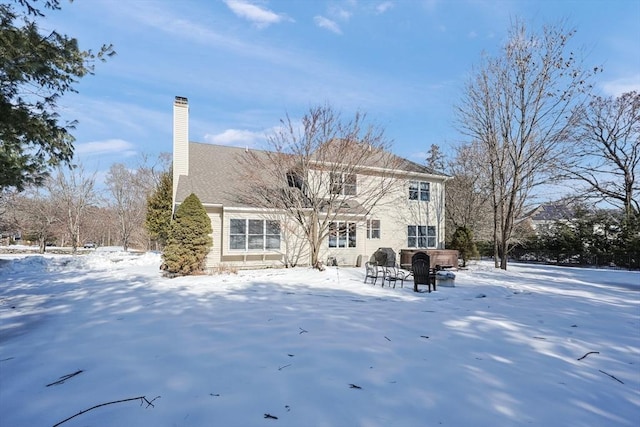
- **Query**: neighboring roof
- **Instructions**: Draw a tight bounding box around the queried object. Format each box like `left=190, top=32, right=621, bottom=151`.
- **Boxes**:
left=522, top=203, right=574, bottom=222
left=175, top=142, right=448, bottom=206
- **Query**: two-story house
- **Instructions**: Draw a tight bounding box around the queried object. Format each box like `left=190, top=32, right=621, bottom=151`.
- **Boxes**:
left=171, top=96, right=450, bottom=270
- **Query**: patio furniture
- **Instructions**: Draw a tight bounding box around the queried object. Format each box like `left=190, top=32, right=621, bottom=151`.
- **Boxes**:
left=364, top=261, right=381, bottom=285
left=371, top=248, right=396, bottom=268
left=382, top=263, right=407, bottom=288
left=411, top=252, right=436, bottom=292
left=365, top=248, right=407, bottom=288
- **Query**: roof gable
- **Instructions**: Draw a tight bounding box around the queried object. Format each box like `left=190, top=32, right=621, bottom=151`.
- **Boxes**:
left=175, top=142, right=448, bottom=206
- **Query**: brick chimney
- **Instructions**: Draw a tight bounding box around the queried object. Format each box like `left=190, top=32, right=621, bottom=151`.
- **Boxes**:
left=172, top=96, right=189, bottom=205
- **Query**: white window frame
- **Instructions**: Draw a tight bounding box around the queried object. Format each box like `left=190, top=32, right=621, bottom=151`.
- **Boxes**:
left=229, top=219, right=281, bottom=251
left=409, top=181, right=430, bottom=201
left=329, top=221, right=357, bottom=248
left=407, top=225, right=436, bottom=248
left=367, top=219, right=380, bottom=239
left=330, top=172, right=357, bottom=196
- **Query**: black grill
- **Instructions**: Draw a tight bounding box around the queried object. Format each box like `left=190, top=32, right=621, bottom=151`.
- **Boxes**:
left=371, top=247, right=396, bottom=267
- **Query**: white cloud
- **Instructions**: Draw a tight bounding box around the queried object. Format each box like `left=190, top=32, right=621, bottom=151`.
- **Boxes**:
left=601, top=75, right=640, bottom=97
left=223, top=0, right=290, bottom=28
left=204, top=129, right=265, bottom=147
left=376, top=2, right=395, bottom=14
left=329, top=6, right=352, bottom=21
left=468, top=31, right=477, bottom=39
left=75, top=139, right=137, bottom=157
left=314, top=16, right=342, bottom=35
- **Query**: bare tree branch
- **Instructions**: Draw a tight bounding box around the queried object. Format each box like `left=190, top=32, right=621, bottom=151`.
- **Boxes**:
left=455, top=19, right=599, bottom=269
left=233, top=105, right=402, bottom=269
left=562, top=91, right=639, bottom=218
left=52, top=395, right=160, bottom=427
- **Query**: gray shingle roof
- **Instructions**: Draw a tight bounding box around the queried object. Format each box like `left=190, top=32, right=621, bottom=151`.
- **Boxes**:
left=175, top=142, right=447, bottom=206
left=175, top=143, right=258, bottom=206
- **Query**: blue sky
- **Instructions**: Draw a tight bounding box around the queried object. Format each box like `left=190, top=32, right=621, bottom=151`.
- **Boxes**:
left=45, top=0, right=639, bottom=193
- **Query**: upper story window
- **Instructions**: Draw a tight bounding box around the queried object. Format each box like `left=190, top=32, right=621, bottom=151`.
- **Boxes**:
left=367, top=219, right=380, bottom=239
left=230, top=219, right=281, bottom=250
left=287, top=170, right=304, bottom=190
left=409, top=181, right=430, bottom=201
left=330, top=172, right=357, bottom=195
left=329, top=221, right=356, bottom=248
left=407, top=225, right=436, bottom=248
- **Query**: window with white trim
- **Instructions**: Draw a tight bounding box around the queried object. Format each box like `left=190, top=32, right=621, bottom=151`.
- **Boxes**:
left=230, top=219, right=281, bottom=250
left=407, top=225, right=436, bottom=248
left=409, top=181, right=430, bottom=201
left=330, top=172, right=357, bottom=195
left=329, top=221, right=357, bottom=248
left=367, top=219, right=380, bottom=239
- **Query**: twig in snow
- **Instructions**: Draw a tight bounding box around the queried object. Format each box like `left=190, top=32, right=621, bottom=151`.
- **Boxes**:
left=384, top=336, right=391, bottom=341
left=278, top=364, right=291, bottom=371
left=349, top=384, right=362, bottom=389
left=420, top=335, right=429, bottom=339
left=577, top=351, right=599, bottom=361
left=264, top=413, right=278, bottom=419
left=599, top=370, right=624, bottom=384
left=52, top=395, right=159, bottom=426
left=299, top=327, right=308, bottom=334
left=46, top=370, right=83, bottom=387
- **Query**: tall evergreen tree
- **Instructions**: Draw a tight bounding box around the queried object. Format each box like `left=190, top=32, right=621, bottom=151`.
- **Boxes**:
left=450, top=226, right=478, bottom=267
left=162, top=193, right=212, bottom=276
left=425, top=144, right=446, bottom=173
left=145, top=171, right=172, bottom=249
left=0, top=0, right=114, bottom=191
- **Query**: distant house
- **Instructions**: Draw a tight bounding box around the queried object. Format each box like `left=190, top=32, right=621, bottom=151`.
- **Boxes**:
left=171, top=97, right=450, bottom=270
left=520, top=202, right=575, bottom=233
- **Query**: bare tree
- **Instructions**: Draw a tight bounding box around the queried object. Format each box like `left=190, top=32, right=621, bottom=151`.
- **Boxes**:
left=14, top=186, right=59, bottom=252
left=456, top=20, right=598, bottom=269
left=0, top=190, right=19, bottom=243
left=565, top=91, right=639, bottom=218
left=105, top=163, right=147, bottom=251
left=445, top=141, right=493, bottom=243
left=235, top=105, right=401, bottom=269
left=49, top=165, right=97, bottom=253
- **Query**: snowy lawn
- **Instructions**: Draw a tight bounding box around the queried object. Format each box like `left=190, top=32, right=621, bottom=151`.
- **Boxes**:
left=1, top=250, right=638, bottom=427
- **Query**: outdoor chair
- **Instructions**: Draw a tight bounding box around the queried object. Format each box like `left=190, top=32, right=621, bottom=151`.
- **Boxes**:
left=411, top=252, right=435, bottom=292
left=364, top=261, right=381, bottom=285
left=383, top=263, right=407, bottom=288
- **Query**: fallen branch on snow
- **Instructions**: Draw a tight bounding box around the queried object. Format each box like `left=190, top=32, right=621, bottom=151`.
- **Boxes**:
left=599, top=370, right=624, bottom=384
left=46, top=370, right=84, bottom=387
left=52, top=395, right=160, bottom=427
left=577, top=351, right=599, bottom=361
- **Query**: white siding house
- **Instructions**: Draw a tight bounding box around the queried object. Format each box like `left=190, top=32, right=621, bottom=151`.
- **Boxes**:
left=171, top=97, right=450, bottom=270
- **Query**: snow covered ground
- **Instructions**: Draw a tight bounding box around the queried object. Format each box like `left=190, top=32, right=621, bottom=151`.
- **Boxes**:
left=0, top=249, right=638, bottom=427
